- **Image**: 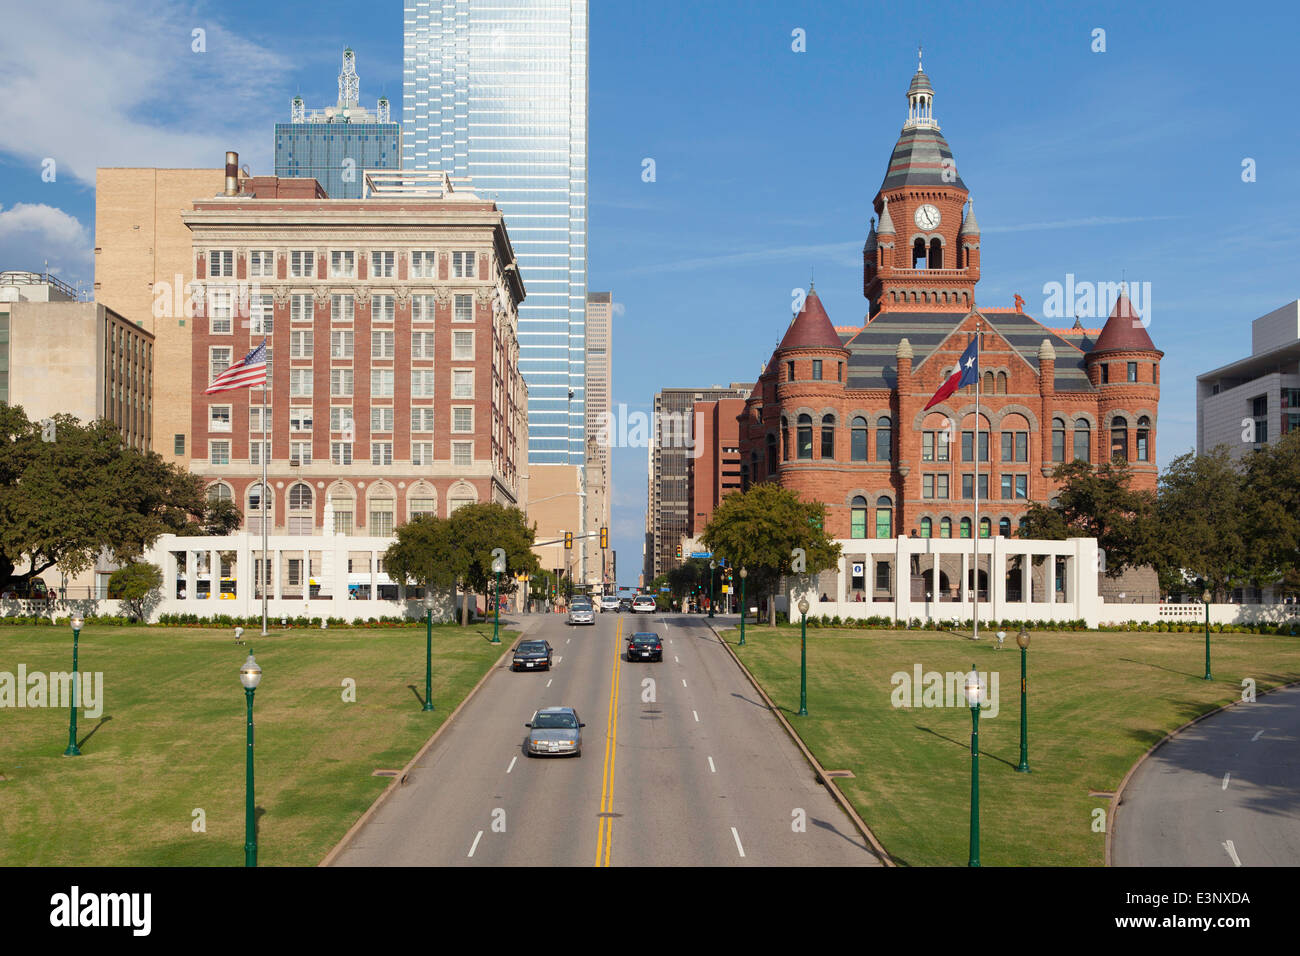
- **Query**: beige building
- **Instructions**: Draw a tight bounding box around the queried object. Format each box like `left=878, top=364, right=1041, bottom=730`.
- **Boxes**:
left=94, top=167, right=227, bottom=465
left=524, top=462, right=609, bottom=594
left=583, top=291, right=613, bottom=590
left=0, top=272, right=153, bottom=451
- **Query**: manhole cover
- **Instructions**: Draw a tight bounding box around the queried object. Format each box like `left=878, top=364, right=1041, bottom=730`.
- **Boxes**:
left=372, top=770, right=400, bottom=777
left=825, top=770, right=856, bottom=779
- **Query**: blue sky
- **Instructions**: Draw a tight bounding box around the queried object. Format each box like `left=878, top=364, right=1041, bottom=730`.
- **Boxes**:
left=1, top=0, right=1297, bottom=585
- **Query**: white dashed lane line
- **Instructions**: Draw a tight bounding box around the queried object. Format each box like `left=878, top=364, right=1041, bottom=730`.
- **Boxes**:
left=468, top=831, right=483, bottom=858
left=507, top=756, right=517, bottom=774
left=731, top=827, right=746, bottom=858
left=1251, top=729, right=1264, bottom=741
left=693, top=710, right=699, bottom=722
left=708, top=756, right=716, bottom=773
left=1222, top=772, right=1231, bottom=790
left=1223, top=840, right=1242, bottom=866
left=546, top=679, right=552, bottom=688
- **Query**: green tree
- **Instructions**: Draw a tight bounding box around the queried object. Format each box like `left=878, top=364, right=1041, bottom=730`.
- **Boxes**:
left=700, top=484, right=841, bottom=625
left=1154, top=448, right=1250, bottom=599
left=0, top=408, right=205, bottom=592
left=385, top=515, right=459, bottom=597
left=1020, top=459, right=1157, bottom=578
left=108, top=561, right=163, bottom=622
left=445, top=503, right=540, bottom=624
left=1241, top=430, right=1300, bottom=594
left=174, top=497, right=244, bottom=537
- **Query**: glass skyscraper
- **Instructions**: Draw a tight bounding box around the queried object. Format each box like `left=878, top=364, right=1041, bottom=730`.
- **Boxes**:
left=275, top=49, right=402, bottom=200
left=403, top=0, right=588, bottom=465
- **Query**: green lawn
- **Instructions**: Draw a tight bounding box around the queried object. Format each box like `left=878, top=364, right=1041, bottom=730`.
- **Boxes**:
left=733, top=624, right=1300, bottom=866
left=0, top=623, right=512, bottom=866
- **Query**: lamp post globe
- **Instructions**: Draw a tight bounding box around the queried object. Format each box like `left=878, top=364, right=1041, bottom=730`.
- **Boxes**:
left=240, top=654, right=262, bottom=867
left=965, top=665, right=983, bottom=867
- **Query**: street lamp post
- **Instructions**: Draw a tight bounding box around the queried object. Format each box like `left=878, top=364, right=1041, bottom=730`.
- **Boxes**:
left=1202, top=589, right=1213, bottom=681
left=708, top=560, right=717, bottom=619
left=63, top=615, right=84, bottom=756
left=739, top=568, right=748, bottom=646
left=492, top=551, right=506, bottom=644
left=239, top=653, right=263, bottom=867
left=422, top=591, right=435, bottom=711
left=965, top=666, right=984, bottom=867
left=1015, top=626, right=1031, bottom=773
left=798, top=596, right=810, bottom=716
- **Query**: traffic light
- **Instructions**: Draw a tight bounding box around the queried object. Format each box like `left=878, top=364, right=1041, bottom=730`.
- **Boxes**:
left=564, top=531, right=573, bottom=550
left=675, top=543, right=683, bottom=559
left=600, top=526, right=608, bottom=549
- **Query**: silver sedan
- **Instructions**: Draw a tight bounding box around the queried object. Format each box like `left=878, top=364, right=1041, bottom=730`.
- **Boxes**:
left=525, top=706, right=585, bottom=757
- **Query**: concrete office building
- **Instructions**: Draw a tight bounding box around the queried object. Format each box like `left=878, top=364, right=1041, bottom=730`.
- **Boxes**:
left=0, top=271, right=153, bottom=451
left=275, top=49, right=401, bottom=201
left=1197, top=300, right=1300, bottom=460
left=95, top=166, right=227, bottom=466
left=403, top=0, right=589, bottom=465
left=645, top=384, right=753, bottom=582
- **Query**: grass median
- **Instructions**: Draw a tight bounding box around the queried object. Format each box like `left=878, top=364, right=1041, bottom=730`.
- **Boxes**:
left=732, top=624, right=1300, bottom=866
left=0, top=622, right=514, bottom=866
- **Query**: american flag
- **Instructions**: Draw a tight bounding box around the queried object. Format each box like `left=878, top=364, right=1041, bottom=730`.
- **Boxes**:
left=205, top=339, right=268, bottom=393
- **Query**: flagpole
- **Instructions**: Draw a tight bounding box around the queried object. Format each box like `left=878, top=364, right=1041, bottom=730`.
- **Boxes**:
left=260, top=351, right=268, bottom=637
left=972, top=318, right=981, bottom=641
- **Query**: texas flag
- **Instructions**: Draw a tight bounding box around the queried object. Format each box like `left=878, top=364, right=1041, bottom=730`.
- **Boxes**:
left=923, top=339, right=979, bottom=411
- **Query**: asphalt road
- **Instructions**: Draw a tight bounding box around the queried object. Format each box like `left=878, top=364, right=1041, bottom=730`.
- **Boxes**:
left=1112, top=684, right=1300, bottom=867
left=331, top=610, right=880, bottom=866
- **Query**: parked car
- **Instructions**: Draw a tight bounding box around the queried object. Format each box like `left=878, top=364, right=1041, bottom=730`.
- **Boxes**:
left=626, top=631, right=663, bottom=662
left=511, top=640, right=554, bottom=672
left=567, top=597, right=595, bottom=626
left=631, top=594, right=657, bottom=614
left=525, top=706, right=584, bottom=757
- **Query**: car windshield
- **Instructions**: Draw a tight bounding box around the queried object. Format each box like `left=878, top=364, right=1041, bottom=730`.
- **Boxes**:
left=517, top=642, right=546, bottom=653
left=632, top=634, right=658, bottom=644
left=533, top=713, right=577, bottom=730
left=571, top=599, right=591, bottom=608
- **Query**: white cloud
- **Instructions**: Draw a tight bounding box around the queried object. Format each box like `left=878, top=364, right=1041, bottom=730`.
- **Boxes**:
left=611, top=302, right=626, bottom=317
left=0, top=202, right=92, bottom=278
left=983, top=215, right=1182, bottom=234
left=0, top=0, right=289, bottom=186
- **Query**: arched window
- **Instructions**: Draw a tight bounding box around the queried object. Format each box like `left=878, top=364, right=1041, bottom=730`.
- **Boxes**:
left=876, top=416, right=893, bottom=461
left=1136, top=416, right=1151, bottom=461
left=247, top=482, right=273, bottom=534
left=207, top=482, right=233, bottom=503
left=920, top=517, right=933, bottom=538
left=940, top=517, right=952, bottom=538
left=979, top=516, right=991, bottom=538
left=929, top=237, right=943, bottom=269
left=368, top=486, right=396, bottom=536
left=766, top=433, right=778, bottom=474
left=850, top=496, right=868, bottom=539
left=999, top=516, right=1011, bottom=538
left=851, top=416, right=868, bottom=461
left=996, top=371, right=1008, bottom=394
left=875, top=495, right=893, bottom=538
left=960, top=516, right=972, bottom=539
left=328, top=483, right=355, bottom=535
left=912, top=237, right=927, bottom=268
left=821, top=414, right=835, bottom=459
left=781, top=418, right=790, bottom=462
left=1110, top=415, right=1129, bottom=461
left=287, top=483, right=313, bottom=535
left=797, top=414, right=813, bottom=459
left=408, top=483, right=437, bottom=521
left=983, top=370, right=995, bottom=394
left=1052, top=417, right=1066, bottom=463
left=1073, top=419, right=1091, bottom=462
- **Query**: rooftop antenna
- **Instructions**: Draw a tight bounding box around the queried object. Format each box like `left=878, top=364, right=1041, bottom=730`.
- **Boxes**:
left=918, top=43, right=923, bottom=72
left=339, top=47, right=359, bottom=108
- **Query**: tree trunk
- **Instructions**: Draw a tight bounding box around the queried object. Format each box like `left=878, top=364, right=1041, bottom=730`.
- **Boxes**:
left=460, top=583, right=470, bottom=626
left=767, top=584, right=776, bottom=626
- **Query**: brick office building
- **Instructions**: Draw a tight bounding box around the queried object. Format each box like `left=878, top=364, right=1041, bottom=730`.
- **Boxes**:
left=184, top=167, right=527, bottom=536
left=739, top=62, right=1162, bottom=551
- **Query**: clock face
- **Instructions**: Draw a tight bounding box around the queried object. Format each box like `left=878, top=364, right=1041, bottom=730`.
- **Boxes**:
left=914, top=204, right=941, bottom=230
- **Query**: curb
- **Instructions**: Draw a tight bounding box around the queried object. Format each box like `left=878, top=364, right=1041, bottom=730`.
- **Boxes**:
left=707, top=620, right=895, bottom=867
left=1105, top=676, right=1300, bottom=867
left=319, top=631, right=518, bottom=867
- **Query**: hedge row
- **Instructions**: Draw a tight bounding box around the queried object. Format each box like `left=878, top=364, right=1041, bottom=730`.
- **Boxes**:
left=751, top=614, right=1299, bottom=636
left=17, top=613, right=473, bottom=629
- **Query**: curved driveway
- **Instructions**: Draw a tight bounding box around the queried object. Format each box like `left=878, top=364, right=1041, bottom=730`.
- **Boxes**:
left=1112, top=684, right=1300, bottom=867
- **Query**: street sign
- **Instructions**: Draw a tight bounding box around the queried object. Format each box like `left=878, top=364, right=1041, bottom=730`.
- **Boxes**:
left=721, top=585, right=730, bottom=593
left=659, top=586, right=670, bottom=592
left=689, top=551, right=712, bottom=559
left=851, top=562, right=864, bottom=576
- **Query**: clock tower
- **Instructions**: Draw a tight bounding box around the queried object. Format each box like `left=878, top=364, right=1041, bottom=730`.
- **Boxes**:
left=864, top=54, right=981, bottom=318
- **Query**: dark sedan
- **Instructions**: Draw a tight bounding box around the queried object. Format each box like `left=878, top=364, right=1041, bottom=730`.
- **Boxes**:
left=617, top=598, right=633, bottom=613
left=511, top=639, right=553, bottom=672
left=626, top=631, right=663, bottom=662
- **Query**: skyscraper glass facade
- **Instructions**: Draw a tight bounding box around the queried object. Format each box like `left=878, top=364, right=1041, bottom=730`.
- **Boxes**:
left=403, top=0, right=588, bottom=465
left=274, top=122, right=402, bottom=200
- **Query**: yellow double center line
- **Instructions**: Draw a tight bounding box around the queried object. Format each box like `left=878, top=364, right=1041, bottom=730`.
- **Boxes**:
left=595, top=615, right=623, bottom=866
